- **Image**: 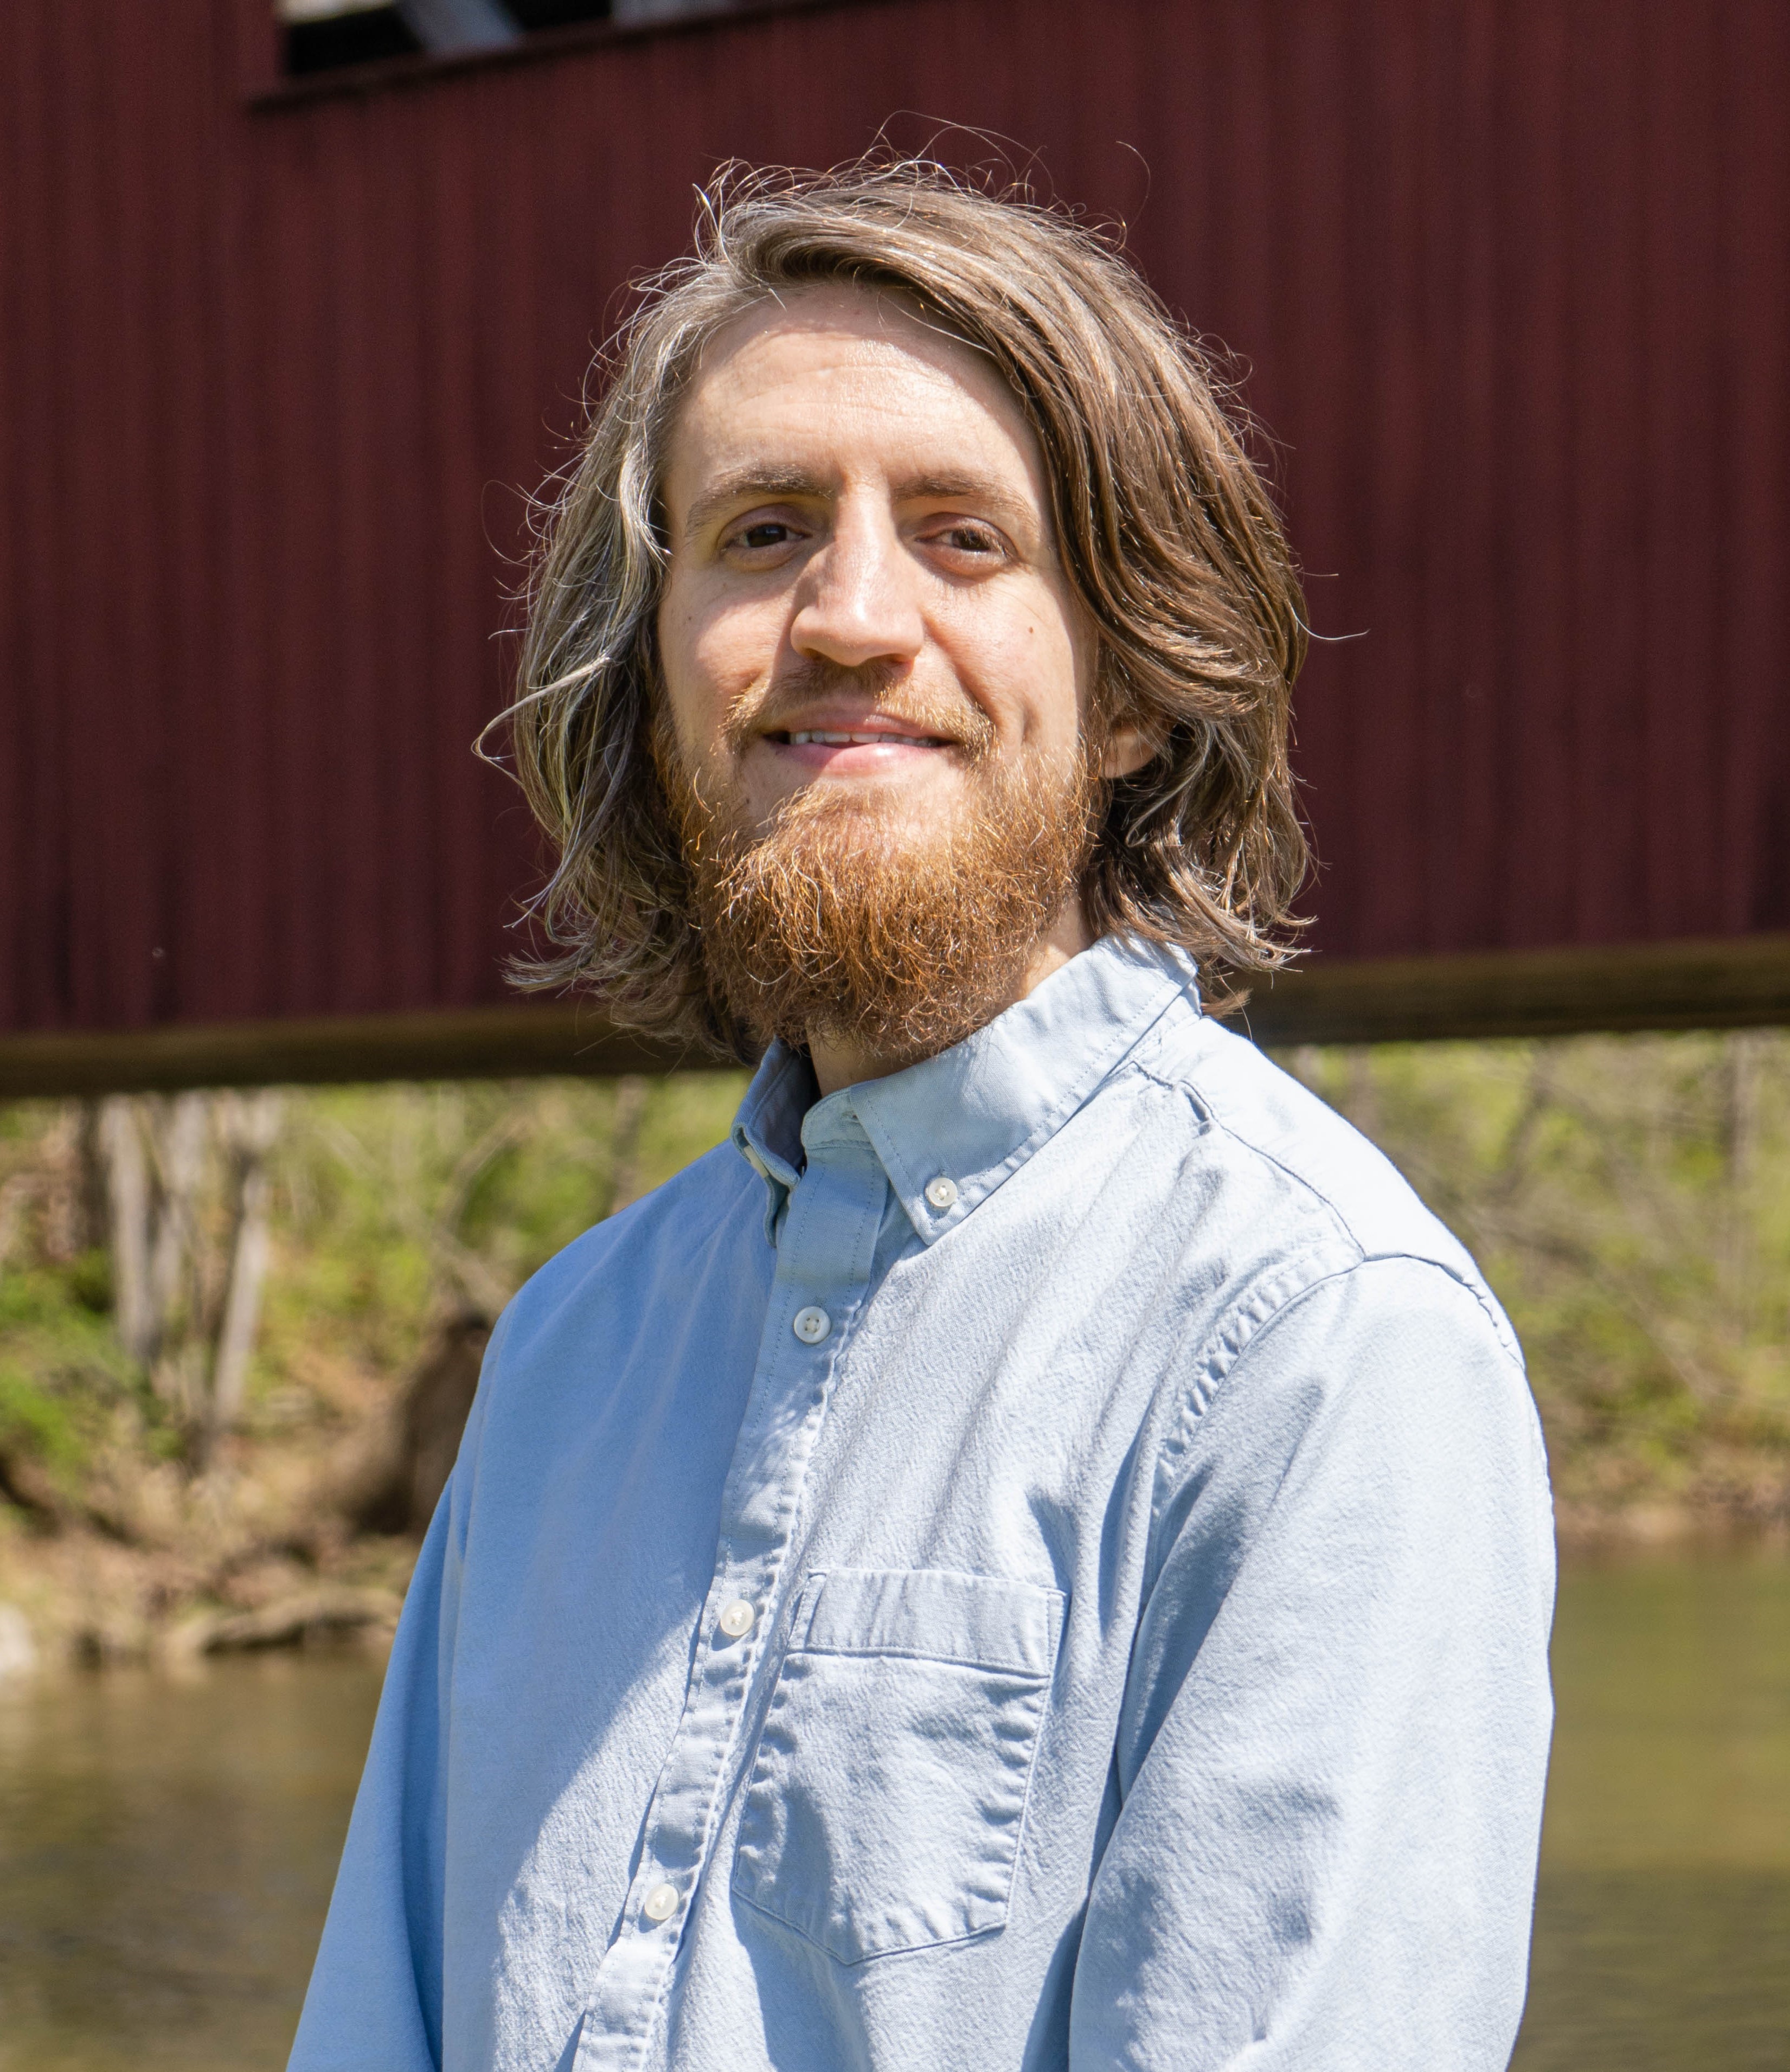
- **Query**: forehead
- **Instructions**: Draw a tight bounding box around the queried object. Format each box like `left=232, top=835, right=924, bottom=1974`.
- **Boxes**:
left=663, top=285, right=1045, bottom=503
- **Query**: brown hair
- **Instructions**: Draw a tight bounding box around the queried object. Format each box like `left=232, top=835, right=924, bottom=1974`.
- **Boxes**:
left=503, top=158, right=1309, bottom=1055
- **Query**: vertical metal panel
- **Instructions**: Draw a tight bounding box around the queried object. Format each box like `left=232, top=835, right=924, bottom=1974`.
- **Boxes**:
left=2, top=0, right=1786, bottom=1033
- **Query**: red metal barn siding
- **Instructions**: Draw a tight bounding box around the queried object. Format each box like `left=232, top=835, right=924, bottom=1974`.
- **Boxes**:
left=1, top=0, right=1787, bottom=1036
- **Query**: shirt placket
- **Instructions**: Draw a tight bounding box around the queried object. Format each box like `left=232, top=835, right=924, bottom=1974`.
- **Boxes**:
left=574, top=1126, right=886, bottom=2070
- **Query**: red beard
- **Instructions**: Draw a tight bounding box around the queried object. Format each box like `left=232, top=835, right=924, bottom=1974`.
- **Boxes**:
left=658, top=695, right=1099, bottom=1065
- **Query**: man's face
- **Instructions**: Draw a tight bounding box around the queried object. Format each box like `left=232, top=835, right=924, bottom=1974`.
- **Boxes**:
left=656, top=284, right=1096, bottom=843
left=653, top=285, right=1150, bottom=1072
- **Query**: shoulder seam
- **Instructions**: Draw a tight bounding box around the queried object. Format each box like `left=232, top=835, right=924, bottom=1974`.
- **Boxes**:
left=1135, top=1043, right=1509, bottom=1346
left=1134, top=1048, right=1370, bottom=1263
left=1149, top=1250, right=1526, bottom=1545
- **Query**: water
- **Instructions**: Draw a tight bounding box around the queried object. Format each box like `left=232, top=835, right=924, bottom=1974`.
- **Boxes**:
left=1513, top=1553, right=1790, bottom=2070
left=0, top=1651, right=383, bottom=2071
left=0, top=1557, right=1783, bottom=2068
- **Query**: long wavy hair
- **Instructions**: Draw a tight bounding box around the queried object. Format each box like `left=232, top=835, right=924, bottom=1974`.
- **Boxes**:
left=502, top=159, right=1310, bottom=1057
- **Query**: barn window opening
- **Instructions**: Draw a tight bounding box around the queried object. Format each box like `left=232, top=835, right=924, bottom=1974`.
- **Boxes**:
left=279, top=0, right=738, bottom=77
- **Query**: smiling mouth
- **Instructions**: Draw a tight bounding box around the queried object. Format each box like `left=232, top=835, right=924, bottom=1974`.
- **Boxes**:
left=776, top=728, right=951, bottom=748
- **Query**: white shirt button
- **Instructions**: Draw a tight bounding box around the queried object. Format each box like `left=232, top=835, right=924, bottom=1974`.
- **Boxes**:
left=924, top=1175, right=959, bottom=1211
left=642, top=1881, right=679, bottom=1923
left=792, top=1305, right=831, bottom=1344
left=717, top=1599, right=756, bottom=1640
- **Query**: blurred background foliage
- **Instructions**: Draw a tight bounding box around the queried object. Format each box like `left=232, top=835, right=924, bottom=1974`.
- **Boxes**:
left=252, top=1072, right=748, bottom=1390
left=0, top=1075, right=745, bottom=1425
left=1284, top=1034, right=1789, bottom=1530
left=0, top=1034, right=1786, bottom=1654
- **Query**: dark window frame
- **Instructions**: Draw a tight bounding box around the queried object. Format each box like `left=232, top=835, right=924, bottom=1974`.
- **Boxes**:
left=239, top=0, right=858, bottom=107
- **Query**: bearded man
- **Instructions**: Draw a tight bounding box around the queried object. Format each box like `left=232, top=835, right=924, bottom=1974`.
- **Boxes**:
left=291, top=165, right=1554, bottom=2072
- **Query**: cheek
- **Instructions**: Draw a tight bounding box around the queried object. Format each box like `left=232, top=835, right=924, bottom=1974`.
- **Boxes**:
left=947, top=593, right=1086, bottom=753
left=657, top=578, right=775, bottom=752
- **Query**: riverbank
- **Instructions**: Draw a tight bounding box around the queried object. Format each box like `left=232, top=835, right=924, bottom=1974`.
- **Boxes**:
left=2, top=1459, right=1779, bottom=1684
left=3, top=1500, right=1785, bottom=1687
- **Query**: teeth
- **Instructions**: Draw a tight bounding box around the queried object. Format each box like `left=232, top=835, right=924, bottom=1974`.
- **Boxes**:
left=788, top=730, right=933, bottom=746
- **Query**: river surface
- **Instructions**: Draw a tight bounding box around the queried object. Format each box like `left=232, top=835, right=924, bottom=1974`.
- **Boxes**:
left=0, top=1553, right=1785, bottom=2069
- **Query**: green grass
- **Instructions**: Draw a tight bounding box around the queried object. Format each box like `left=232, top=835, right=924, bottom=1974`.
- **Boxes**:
left=1280, top=1034, right=1790, bottom=1523
left=2, top=1036, right=1787, bottom=1535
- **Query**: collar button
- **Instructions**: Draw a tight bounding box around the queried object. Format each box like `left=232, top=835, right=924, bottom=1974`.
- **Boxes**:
left=923, top=1175, right=959, bottom=1211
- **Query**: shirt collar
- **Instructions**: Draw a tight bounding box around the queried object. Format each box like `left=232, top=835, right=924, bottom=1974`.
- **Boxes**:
left=731, top=1042, right=817, bottom=1242
left=733, top=935, right=1199, bottom=1245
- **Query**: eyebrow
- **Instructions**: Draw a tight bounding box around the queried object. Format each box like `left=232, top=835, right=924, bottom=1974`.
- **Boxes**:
left=682, top=466, right=824, bottom=543
left=896, top=470, right=1032, bottom=521
left=681, top=465, right=1035, bottom=544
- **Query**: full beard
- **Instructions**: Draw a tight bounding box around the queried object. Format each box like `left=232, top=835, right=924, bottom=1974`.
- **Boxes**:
left=659, top=709, right=1100, bottom=1067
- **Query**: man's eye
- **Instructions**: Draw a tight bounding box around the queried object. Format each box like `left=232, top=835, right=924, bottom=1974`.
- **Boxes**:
left=928, top=524, right=1002, bottom=556
left=730, top=522, right=799, bottom=551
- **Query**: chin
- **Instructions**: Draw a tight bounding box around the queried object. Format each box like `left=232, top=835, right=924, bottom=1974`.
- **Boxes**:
left=762, top=773, right=959, bottom=840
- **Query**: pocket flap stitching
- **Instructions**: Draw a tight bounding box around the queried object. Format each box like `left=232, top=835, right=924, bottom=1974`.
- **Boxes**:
left=794, top=1567, right=1063, bottom=1677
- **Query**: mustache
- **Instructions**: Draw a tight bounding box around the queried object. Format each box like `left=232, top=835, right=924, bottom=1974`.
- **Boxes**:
left=720, top=660, right=998, bottom=759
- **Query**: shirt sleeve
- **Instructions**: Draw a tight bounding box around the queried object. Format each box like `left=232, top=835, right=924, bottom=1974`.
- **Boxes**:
left=1068, top=1255, right=1556, bottom=2072
left=287, top=1326, right=492, bottom=2072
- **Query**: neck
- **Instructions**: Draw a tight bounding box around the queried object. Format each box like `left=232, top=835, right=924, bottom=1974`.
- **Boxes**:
left=806, top=903, right=1092, bottom=1099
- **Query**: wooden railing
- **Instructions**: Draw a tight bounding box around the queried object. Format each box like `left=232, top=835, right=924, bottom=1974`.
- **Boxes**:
left=4, top=934, right=1789, bottom=1098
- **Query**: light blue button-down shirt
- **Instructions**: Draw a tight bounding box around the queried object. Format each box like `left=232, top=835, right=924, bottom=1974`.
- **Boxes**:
left=291, top=935, right=1554, bottom=2072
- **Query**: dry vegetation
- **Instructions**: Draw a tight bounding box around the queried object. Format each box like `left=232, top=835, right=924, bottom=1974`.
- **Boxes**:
left=1, top=1034, right=1786, bottom=1666
left=0, top=1073, right=746, bottom=1665
left=1284, top=1032, right=1790, bottom=1539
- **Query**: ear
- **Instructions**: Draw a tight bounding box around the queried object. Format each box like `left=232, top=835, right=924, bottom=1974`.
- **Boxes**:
left=1100, top=721, right=1157, bottom=780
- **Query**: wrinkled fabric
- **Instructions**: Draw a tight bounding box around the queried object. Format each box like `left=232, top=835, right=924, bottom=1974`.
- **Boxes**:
left=290, top=935, right=1555, bottom=2072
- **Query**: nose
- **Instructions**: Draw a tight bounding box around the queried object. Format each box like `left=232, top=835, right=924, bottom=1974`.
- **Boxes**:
left=788, top=498, right=925, bottom=671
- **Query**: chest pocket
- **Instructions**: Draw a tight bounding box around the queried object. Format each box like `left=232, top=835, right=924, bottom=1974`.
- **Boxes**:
left=731, top=1567, right=1065, bottom=1965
